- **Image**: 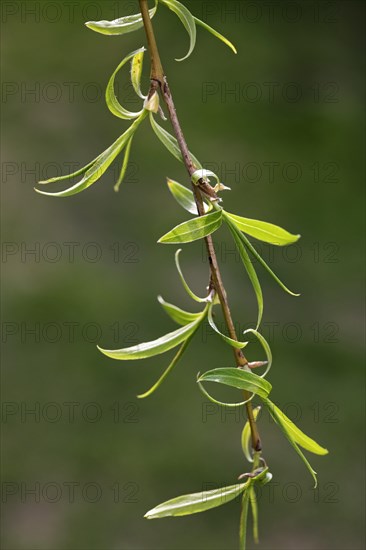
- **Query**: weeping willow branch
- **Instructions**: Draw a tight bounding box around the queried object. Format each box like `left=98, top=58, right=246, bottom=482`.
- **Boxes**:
left=138, top=0, right=261, bottom=451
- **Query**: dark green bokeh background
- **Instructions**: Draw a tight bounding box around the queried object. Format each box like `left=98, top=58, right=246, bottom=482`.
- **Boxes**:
left=1, top=1, right=365, bottom=548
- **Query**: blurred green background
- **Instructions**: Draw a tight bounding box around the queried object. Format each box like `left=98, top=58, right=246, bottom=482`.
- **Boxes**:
left=1, top=1, right=365, bottom=549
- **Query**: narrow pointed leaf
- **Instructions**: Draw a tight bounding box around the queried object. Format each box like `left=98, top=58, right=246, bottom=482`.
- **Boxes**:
left=35, top=113, right=146, bottom=197
left=98, top=315, right=203, bottom=360
left=114, top=135, right=134, bottom=192
left=159, top=210, right=222, bottom=244
left=137, top=335, right=194, bottom=399
left=150, top=114, right=201, bottom=169
left=225, top=211, right=300, bottom=246
left=243, top=328, right=272, bottom=379
left=241, top=406, right=261, bottom=463
left=131, top=49, right=146, bottom=98
left=249, top=488, right=259, bottom=544
left=264, top=400, right=328, bottom=455
left=37, top=158, right=97, bottom=185
left=106, top=48, right=145, bottom=120
left=160, top=0, right=196, bottom=61
left=208, top=304, right=248, bottom=349
left=167, top=178, right=210, bottom=215
left=194, top=16, right=237, bottom=54
left=175, top=249, right=209, bottom=303
left=239, top=489, right=250, bottom=550
left=198, top=368, right=272, bottom=398
left=238, top=231, right=300, bottom=297
left=263, top=398, right=323, bottom=487
left=85, top=1, right=158, bottom=35
left=227, top=222, right=263, bottom=329
left=158, top=296, right=202, bottom=325
left=145, top=481, right=249, bottom=519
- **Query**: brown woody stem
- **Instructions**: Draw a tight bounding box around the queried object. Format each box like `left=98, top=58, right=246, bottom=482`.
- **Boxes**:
left=138, top=0, right=261, bottom=452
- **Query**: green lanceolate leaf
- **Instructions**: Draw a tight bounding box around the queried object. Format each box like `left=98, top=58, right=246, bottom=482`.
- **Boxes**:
left=175, top=249, right=209, bottom=303
left=160, top=0, right=196, bottom=61
left=239, top=489, right=250, bottom=550
left=37, top=157, right=98, bottom=185
left=262, top=398, right=328, bottom=487
left=241, top=406, right=261, bottom=463
left=131, top=49, right=146, bottom=99
left=114, top=135, right=134, bottom=192
left=243, top=328, right=272, bottom=379
left=106, top=48, right=145, bottom=120
left=237, top=230, right=300, bottom=297
left=167, top=178, right=211, bottom=215
left=249, top=487, right=259, bottom=544
left=208, top=303, right=248, bottom=349
left=35, top=112, right=147, bottom=197
left=224, top=211, right=300, bottom=246
left=227, top=222, right=263, bottom=329
left=150, top=114, right=202, bottom=168
left=198, top=368, right=272, bottom=399
left=194, top=16, right=237, bottom=54
left=137, top=334, right=194, bottom=399
left=145, top=481, right=249, bottom=519
left=264, top=400, right=328, bottom=456
left=158, top=210, right=222, bottom=244
left=158, top=295, right=202, bottom=325
left=85, top=1, right=158, bottom=35
left=98, top=310, right=205, bottom=360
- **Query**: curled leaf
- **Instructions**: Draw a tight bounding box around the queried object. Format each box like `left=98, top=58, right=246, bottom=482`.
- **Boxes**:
left=131, top=49, right=146, bottom=99
left=85, top=1, right=158, bottom=36
left=158, top=210, right=222, bottom=244
left=197, top=378, right=255, bottom=408
left=160, top=0, right=196, bottom=61
left=243, top=328, right=272, bottom=379
left=198, top=368, right=272, bottom=399
left=174, top=249, right=208, bottom=303
left=106, top=48, right=145, bottom=120
left=208, top=303, right=248, bottom=349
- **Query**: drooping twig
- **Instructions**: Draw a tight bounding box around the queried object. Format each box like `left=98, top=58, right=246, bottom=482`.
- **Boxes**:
left=138, top=0, right=261, bottom=451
